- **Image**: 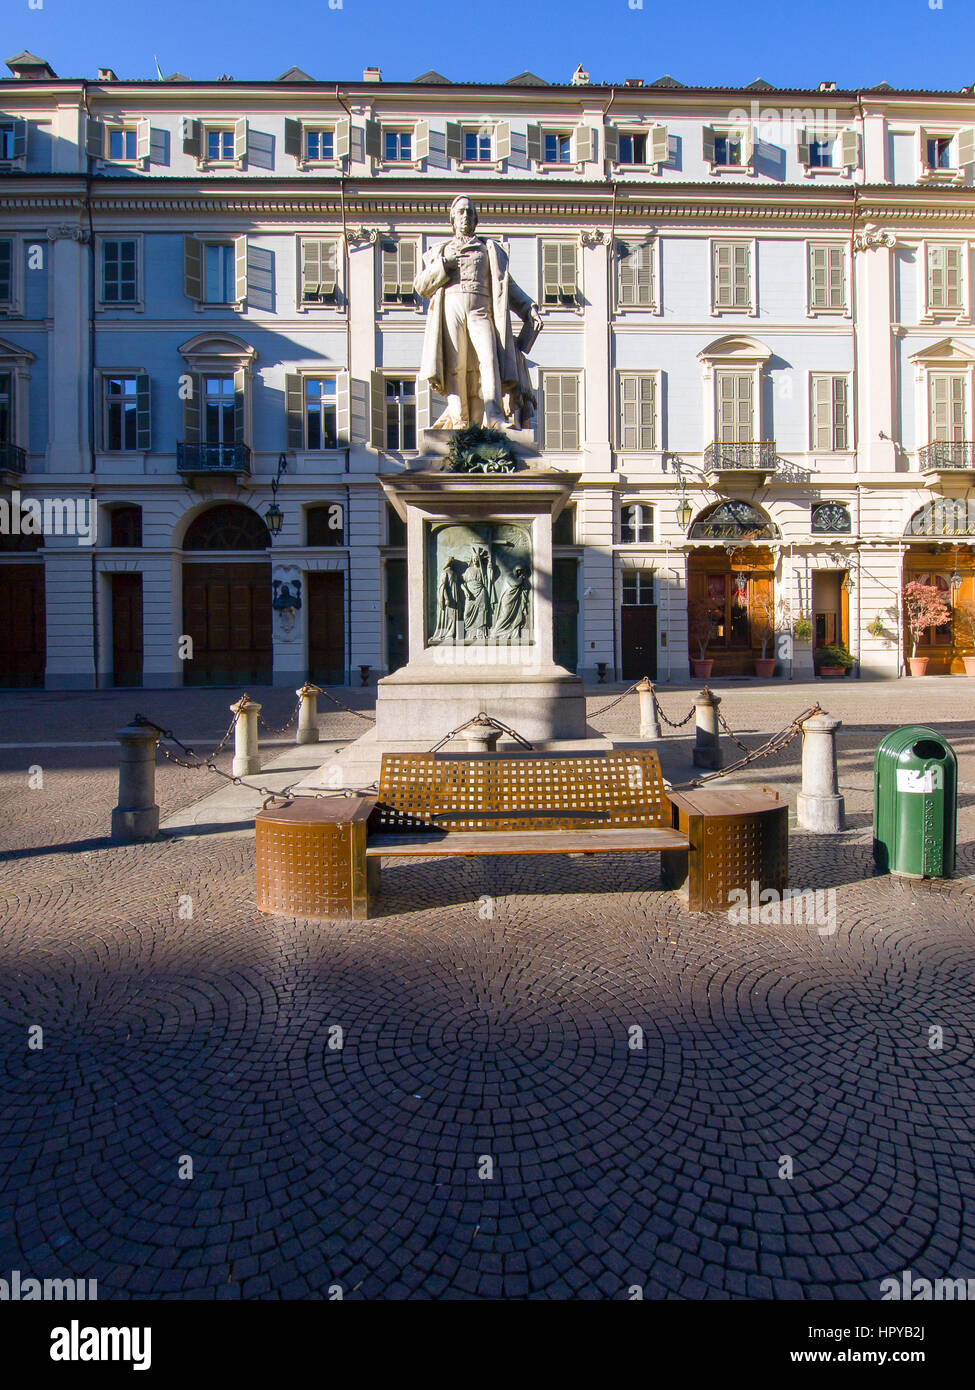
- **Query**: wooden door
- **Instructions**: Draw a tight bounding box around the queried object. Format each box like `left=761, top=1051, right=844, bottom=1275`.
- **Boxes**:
left=0, top=563, right=45, bottom=687
left=621, top=604, right=657, bottom=680
left=181, top=562, right=271, bottom=686
left=111, top=573, right=143, bottom=687
left=307, top=571, right=345, bottom=684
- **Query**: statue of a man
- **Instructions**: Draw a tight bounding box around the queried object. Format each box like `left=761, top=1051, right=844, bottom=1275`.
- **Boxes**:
left=415, top=195, right=543, bottom=431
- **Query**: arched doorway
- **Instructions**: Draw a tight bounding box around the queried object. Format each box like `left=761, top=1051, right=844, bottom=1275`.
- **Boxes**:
left=903, top=501, right=975, bottom=674
left=687, top=501, right=778, bottom=677
left=181, top=504, right=271, bottom=686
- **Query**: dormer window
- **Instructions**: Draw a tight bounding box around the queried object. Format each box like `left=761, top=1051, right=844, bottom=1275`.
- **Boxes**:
left=544, top=131, right=572, bottom=163
left=714, top=133, right=741, bottom=166
left=704, top=124, right=755, bottom=174
left=108, top=127, right=138, bottom=161
left=927, top=136, right=952, bottom=170
left=617, top=132, right=647, bottom=164
left=808, top=137, right=832, bottom=168
left=206, top=128, right=234, bottom=163
left=384, top=129, right=412, bottom=162
left=306, top=128, right=334, bottom=162
left=464, top=129, right=492, bottom=162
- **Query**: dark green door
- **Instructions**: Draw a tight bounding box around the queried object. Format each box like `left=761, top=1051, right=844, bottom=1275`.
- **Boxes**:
left=385, top=559, right=408, bottom=673
left=553, top=557, right=579, bottom=673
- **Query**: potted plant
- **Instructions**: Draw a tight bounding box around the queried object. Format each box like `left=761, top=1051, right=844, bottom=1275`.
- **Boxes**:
left=866, top=615, right=887, bottom=640
left=791, top=613, right=813, bottom=643
left=903, top=579, right=952, bottom=676
left=953, top=599, right=975, bottom=675
left=687, top=597, right=718, bottom=678
left=816, top=643, right=854, bottom=678
left=752, top=590, right=778, bottom=678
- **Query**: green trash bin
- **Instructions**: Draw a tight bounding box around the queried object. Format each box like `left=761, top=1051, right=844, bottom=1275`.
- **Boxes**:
left=873, top=725, right=957, bottom=879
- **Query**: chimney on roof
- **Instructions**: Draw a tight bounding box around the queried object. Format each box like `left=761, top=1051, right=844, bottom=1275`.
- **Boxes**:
left=98, top=68, right=118, bottom=82
left=819, top=80, right=837, bottom=91
left=6, top=50, right=57, bottom=79
left=363, top=66, right=381, bottom=82
left=623, top=77, right=644, bottom=87
left=571, top=63, right=590, bottom=86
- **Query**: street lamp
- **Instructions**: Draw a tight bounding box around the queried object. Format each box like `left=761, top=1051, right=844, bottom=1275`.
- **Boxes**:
left=676, top=495, right=693, bottom=530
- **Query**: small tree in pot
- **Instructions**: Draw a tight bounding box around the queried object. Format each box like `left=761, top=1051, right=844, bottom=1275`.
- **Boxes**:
left=903, top=579, right=952, bottom=676
left=752, top=590, right=777, bottom=678
left=687, top=597, right=718, bottom=678
left=953, top=599, right=975, bottom=675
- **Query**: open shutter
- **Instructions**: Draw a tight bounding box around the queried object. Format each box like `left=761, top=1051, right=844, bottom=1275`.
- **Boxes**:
left=284, top=118, right=302, bottom=160
left=494, top=121, right=510, bottom=160
left=135, top=373, right=151, bottom=451
left=183, top=235, right=202, bottom=302
left=739, top=125, right=754, bottom=167
left=133, top=119, right=150, bottom=165
left=381, top=239, right=399, bottom=301
left=234, top=236, right=248, bottom=305
left=445, top=121, right=463, bottom=162
left=560, top=241, right=578, bottom=300
left=364, top=119, right=382, bottom=160
left=838, top=127, right=859, bottom=168
left=796, top=127, right=809, bottom=166
left=650, top=124, right=669, bottom=165
left=416, top=376, right=431, bottom=434
left=285, top=373, right=303, bottom=449
left=233, top=117, right=247, bottom=166
left=183, top=372, right=201, bottom=443
left=9, top=117, right=27, bottom=159
left=958, top=128, right=975, bottom=169
left=413, top=120, right=429, bottom=161
left=398, top=239, right=417, bottom=299
left=233, top=368, right=246, bottom=444
left=335, top=371, right=351, bottom=447
left=301, top=238, right=321, bottom=300
left=334, top=117, right=350, bottom=160
left=369, top=370, right=385, bottom=449
left=702, top=125, right=716, bottom=163
left=181, top=117, right=201, bottom=157
left=526, top=124, right=543, bottom=164
left=542, top=242, right=561, bottom=301
left=571, top=124, right=593, bottom=163
left=603, top=124, right=618, bottom=164
left=86, top=117, right=105, bottom=159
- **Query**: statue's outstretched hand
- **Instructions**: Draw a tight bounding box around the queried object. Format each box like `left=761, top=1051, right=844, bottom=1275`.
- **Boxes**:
left=529, top=304, right=543, bottom=335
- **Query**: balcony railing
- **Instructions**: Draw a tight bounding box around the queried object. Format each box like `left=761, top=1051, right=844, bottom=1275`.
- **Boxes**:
left=704, top=440, right=778, bottom=471
left=918, top=440, right=975, bottom=471
left=0, top=441, right=27, bottom=474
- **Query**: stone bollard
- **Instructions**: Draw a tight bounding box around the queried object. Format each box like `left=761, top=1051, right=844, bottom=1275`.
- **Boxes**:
left=111, top=722, right=160, bottom=841
left=463, top=715, right=501, bottom=754
left=636, top=678, right=662, bottom=740
left=796, top=712, right=845, bottom=832
left=230, top=694, right=262, bottom=777
left=296, top=683, right=321, bottom=745
left=692, top=688, right=723, bottom=770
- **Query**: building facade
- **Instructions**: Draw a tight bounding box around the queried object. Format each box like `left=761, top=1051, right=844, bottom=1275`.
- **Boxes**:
left=2, top=53, right=975, bottom=688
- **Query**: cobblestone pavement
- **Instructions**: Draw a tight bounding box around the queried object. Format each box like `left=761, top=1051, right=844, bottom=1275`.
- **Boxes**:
left=0, top=681, right=973, bottom=1299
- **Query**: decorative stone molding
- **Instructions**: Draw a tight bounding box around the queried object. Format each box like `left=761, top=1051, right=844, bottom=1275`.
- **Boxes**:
left=854, top=225, right=896, bottom=252
left=46, top=225, right=90, bottom=244
left=345, top=226, right=381, bottom=245
left=579, top=229, right=609, bottom=247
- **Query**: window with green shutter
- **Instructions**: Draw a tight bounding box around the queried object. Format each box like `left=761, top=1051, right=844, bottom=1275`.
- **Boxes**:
left=715, top=371, right=754, bottom=442
left=542, top=373, right=581, bottom=451
left=102, top=375, right=150, bottom=452
left=927, top=244, right=965, bottom=314
left=618, top=373, right=658, bottom=451
left=381, top=238, right=418, bottom=306
left=810, top=375, right=849, bottom=452
left=617, top=239, right=657, bottom=309
left=540, top=240, right=578, bottom=306
left=808, top=243, right=846, bottom=312
left=300, top=237, right=339, bottom=304
left=712, top=242, right=752, bottom=312
left=929, top=373, right=967, bottom=442
left=0, top=238, right=13, bottom=306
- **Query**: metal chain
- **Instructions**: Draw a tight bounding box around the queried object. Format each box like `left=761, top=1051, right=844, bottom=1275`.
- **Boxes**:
left=655, top=699, right=696, bottom=730
left=258, top=698, right=302, bottom=736
left=588, top=681, right=643, bottom=718
left=316, top=688, right=376, bottom=723
left=672, top=704, right=823, bottom=789
left=429, top=714, right=533, bottom=753
left=588, top=678, right=696, bottom=728
left=715, top=705, right=753, bottom=755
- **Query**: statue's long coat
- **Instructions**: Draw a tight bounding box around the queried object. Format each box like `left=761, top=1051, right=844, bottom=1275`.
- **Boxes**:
left=415, top=238, right=535, bottom=420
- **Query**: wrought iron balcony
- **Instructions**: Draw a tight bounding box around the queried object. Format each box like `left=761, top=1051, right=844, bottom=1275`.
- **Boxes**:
left=176, top=442, right=251, bottom=475
left=704, top=440, right=778, bottom=472
left=0, top=441, right=27, bottom=474
left=918, top=440, right=975, bottom=471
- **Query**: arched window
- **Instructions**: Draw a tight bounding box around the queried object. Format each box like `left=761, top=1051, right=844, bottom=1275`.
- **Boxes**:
left=109, top=505, right=143, bottom=548
left=689, top=500, right=776, bottom=540
left=183, top=504, right=269, bottom=551
left=905, top=499, right=975, bottom=538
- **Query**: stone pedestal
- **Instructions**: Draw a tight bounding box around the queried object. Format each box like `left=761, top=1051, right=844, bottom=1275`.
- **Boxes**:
left=796, top=713, right=846, bottom=832
left=111, top=722, right=160, bottom=841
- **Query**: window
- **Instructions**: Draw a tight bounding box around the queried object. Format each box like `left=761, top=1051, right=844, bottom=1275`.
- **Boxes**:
left=109, top=505, right=143, bottom=547
left=689, top=500, right=775, bottom=540
left=618, top=374, right=658, bottom=451
left=552, top=504, right=575, bottom=546
left=618, top=132, right=647, bottom=165
left=616, top=239, right=657, bottom=309
left=620, top=504, right=654, bottom=544
left=542, top=373, right=581, bottom=451
left=203, top=244, right=235, bottom=304
left=386, top=503, right=406, bottom=547
left=206, top=128, right=234, bottom=163
left=810, top=375, right=849, bottom=451
left=929, top=373, right=967, bottom=442
left=622, top=570, right=655, bottom=605
left=544, top=132, right=572, bottom=163
left=102, top=374, right=150, bottom=452
left=304, top=378, right=337, bottom=450
left=306, top=502, right=344, bottom=546
left=384, top=378, right=416, bottom=450
left=381, top=238, right=418, bottom=306
left=108, top=128, right=138, bottom=161
left=809, top=138, right=832, bottom=168
left=927, top=136, right=952, bottom=170
left=444, top=121, right=509, bottom=165
left=101, top=239, right=138, bottom=305
left=715, top=371, right=755, bottom=442
left=808, top=243, right=846, bottom=312
left=0, top=118, right=26, bottom=162
left=299, top=237, right=339, bottom=305
left=305, top=128, right=334, bottom=162
left=810, top=502, right=851, bottom=535
left=384, top=129, right=412, bottom=162
left=0, top=371, right=11, bottom=442
left=464, top=130, right=493, bottom=162
left=540, top=240, right=578, bottom=307
left=204, top=376, right=236, bottom=443
left=926, top=244, right=965, bottom=315
left=0, top=238, right=12, bottom=307
left=711, top=241, right=752, bottom=312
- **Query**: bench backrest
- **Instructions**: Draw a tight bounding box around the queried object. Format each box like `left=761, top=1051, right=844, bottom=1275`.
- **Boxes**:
left=372, top=750, right=671, bottom=833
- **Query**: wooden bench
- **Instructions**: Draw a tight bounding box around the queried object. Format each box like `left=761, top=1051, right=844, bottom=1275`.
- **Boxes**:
left=363, top=749, right=689, bottom=909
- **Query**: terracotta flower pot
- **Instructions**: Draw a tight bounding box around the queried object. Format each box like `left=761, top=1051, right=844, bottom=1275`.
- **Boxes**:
left=818, top=665, right=847, bottom=678
left=692, top=658, right=713, bottom=678
left=963, top=656, right=975, bottom=676
left=908, top=656, right=930, bottom=677
left=754, top=658, right=777, bottom=678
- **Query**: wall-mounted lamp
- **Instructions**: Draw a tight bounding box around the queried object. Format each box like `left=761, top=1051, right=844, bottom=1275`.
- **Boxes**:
left=842, top=573, right=855, bottom=594
left=583, top=586, right=595, bottom=598
left=264, top=452, right=289, bottom=542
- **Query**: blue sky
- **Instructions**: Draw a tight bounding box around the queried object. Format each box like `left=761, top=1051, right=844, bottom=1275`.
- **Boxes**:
left=2, top=0, right=972, bottom=90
